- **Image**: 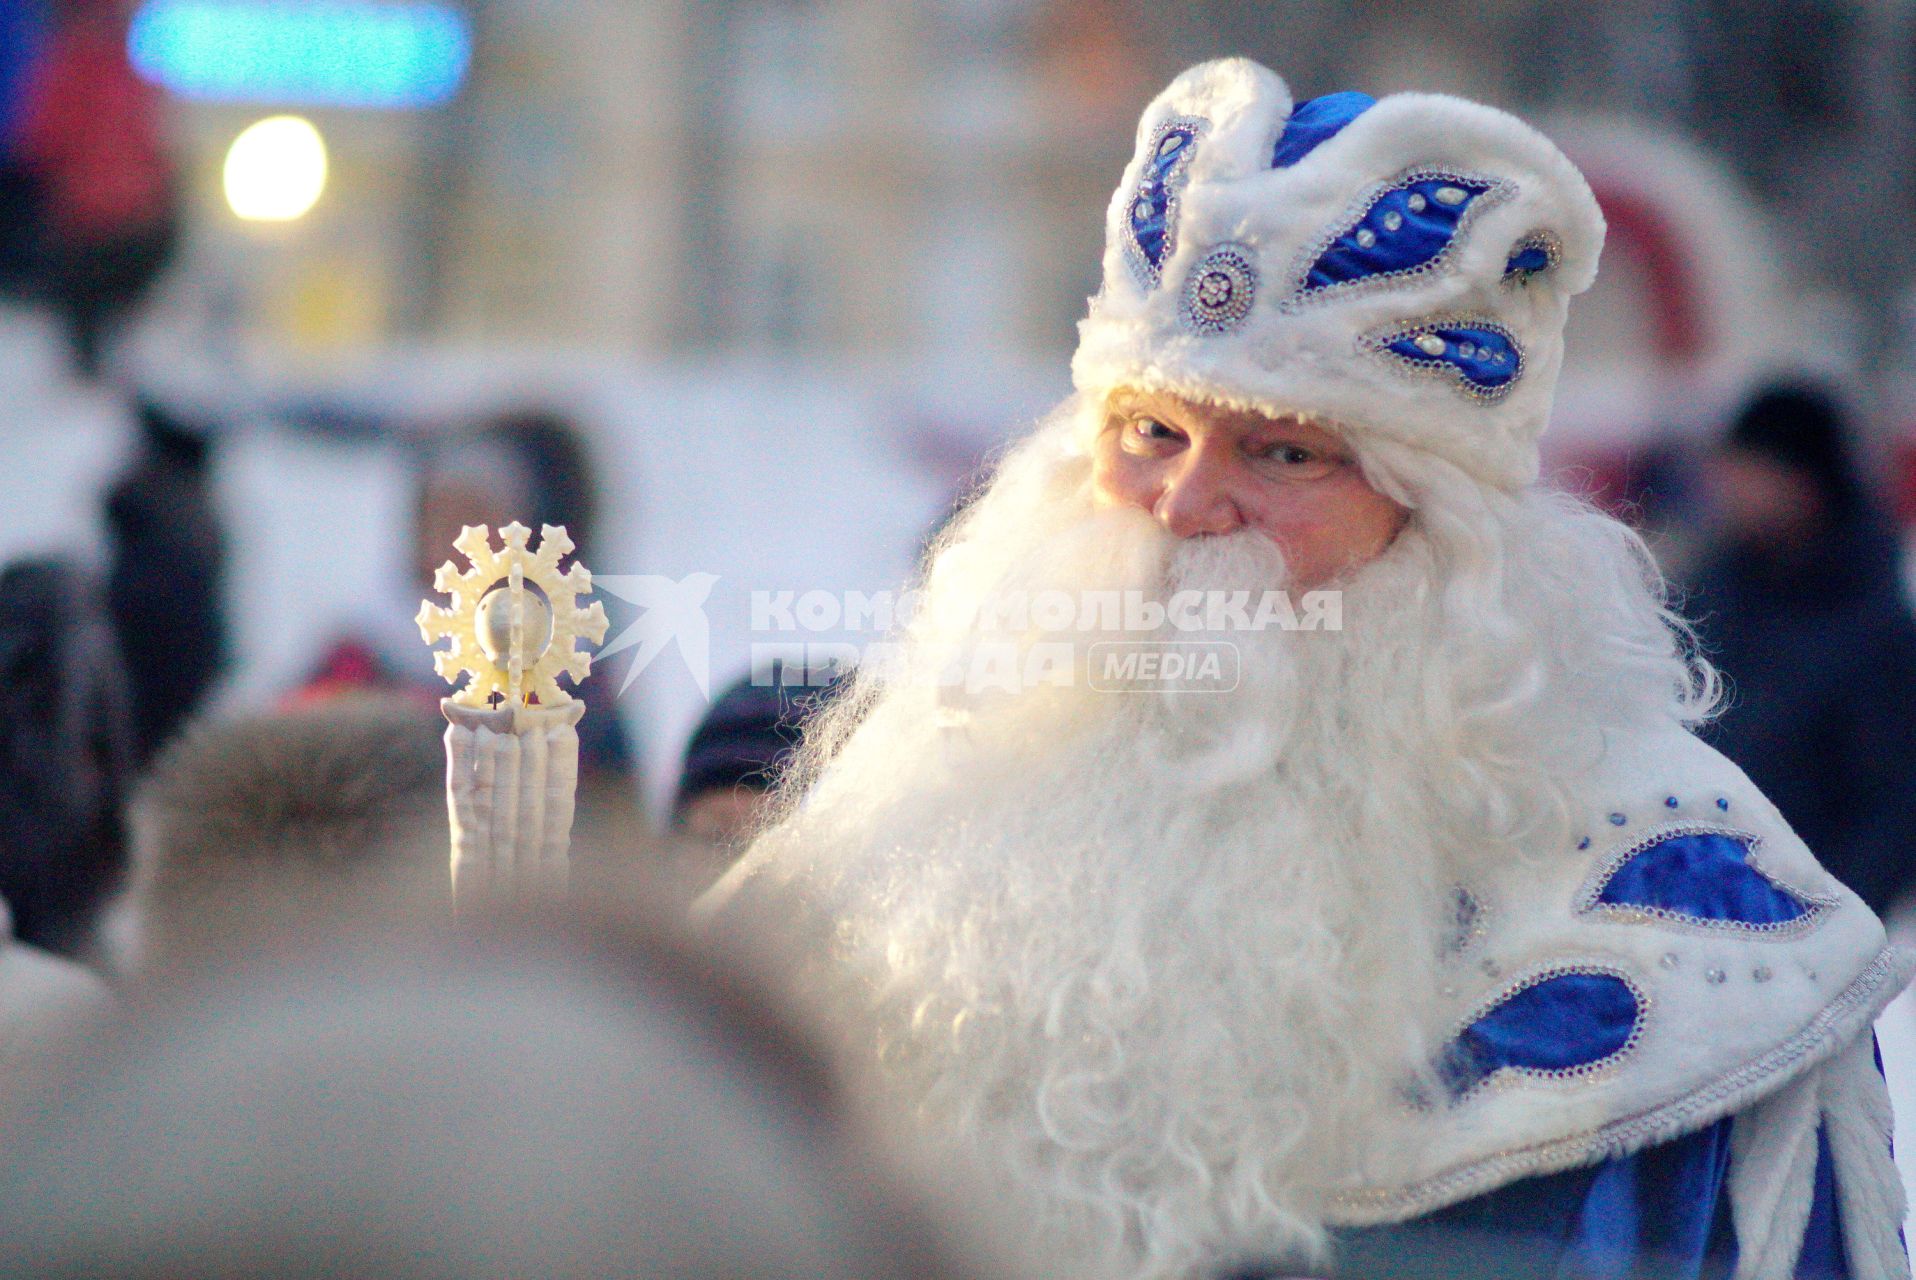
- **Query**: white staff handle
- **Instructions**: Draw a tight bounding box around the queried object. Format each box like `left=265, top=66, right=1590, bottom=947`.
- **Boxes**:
left=442, top=699, right=585, bottom=900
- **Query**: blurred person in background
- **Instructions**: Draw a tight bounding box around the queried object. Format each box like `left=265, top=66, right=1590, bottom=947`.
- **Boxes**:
left=118, top=698, right=446, bottom=983
left=1690, top=382, right=1916, bottom=918
left=7, top=0, right=176, bottom=377
left=0, top=904, right=1027, bottom=1280
left=104, top=398, right=228, bottom=769
left=711, top=60, right=1908, bottom=1280
left=302, top=409, right=637, bottom=785
left=673, top=663, right=844, bottom=881
left=0, top=0, right=50, bottom=294
left=0, top=558, right=134, bottom=960
left=0, top=555, right=118, bottom=1106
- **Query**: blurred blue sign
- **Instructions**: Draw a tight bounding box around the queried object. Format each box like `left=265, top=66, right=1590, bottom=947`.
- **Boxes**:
left=130, top=0, right=471, bottom=108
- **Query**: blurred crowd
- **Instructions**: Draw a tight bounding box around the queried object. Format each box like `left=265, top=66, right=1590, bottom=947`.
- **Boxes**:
left=1, top=0, right=175, bottom=377
left=0, top=2, right=1911, bottom=1279
left=0, top=370, right=1904, bottom=1274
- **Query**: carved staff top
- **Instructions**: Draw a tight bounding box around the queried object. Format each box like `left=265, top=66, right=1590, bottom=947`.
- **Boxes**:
left=416, top=522, right=610, bottom=708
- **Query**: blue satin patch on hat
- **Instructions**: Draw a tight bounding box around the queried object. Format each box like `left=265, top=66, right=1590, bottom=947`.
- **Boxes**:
left=1383, top=323, right=1521, bottom=395
left=1270, top=91, right=1375, bottom=168
left=1128, top=122, right=1202, bottom=278
left=1441, top=970, right=1643, bottom=1100
left=1506, top=244, right=1552, bottom=276
left=1594, top=831, right=1818, bottom=927
left=1302, top=174, right=1493, bottom=296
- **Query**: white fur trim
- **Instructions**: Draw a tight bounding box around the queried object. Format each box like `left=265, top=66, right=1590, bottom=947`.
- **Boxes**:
left=1072, top=59, right=1605, bottom=492
left=1729, top=1029, right=1916, bottom=1279
left=1728, top=1059, right=1822, bottom=1279
left=1825, top=1030, right=1912, bottom=1279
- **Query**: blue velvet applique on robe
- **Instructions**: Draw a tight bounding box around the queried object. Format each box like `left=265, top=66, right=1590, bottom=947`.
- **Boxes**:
left=1439, top=970, right=1643, bottom=1101
left=1589, top=829, right=1825, bottom=930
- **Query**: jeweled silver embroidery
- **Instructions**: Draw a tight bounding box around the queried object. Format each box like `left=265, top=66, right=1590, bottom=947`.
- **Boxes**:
left=1443, top=961, right=1650, bottom=1105
left=1572, top=821, right=1838, bottom=940
left=1357, top=313, right=1525, bottom=404
left=1122, top=114, right=1209, bottom=290
left=1280, top=166, right=1517, bottom=313
left=1177, top=244, right=1258, bottom=336
left=1327, top=946, right=1907, bottom=1226
left=1440, top=885, right=1491, bottom=958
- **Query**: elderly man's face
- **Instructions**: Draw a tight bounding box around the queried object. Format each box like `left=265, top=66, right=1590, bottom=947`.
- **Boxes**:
left=1090, top=390, right=1410, bottom=588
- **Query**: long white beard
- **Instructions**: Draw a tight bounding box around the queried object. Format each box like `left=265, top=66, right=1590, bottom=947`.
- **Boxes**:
left=722, top=403, right=1711, bottom=1279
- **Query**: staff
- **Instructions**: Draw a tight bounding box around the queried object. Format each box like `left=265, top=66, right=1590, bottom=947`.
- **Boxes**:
left=417, top=521, right=608, bottom=899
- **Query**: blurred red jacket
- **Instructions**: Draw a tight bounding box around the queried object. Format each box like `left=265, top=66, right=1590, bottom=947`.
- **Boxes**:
left=14, top=14, right=171, bottom=242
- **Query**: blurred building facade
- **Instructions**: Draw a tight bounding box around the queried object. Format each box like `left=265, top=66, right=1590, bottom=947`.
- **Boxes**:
left=145, top=0, right=1916, bottom=378
left=35, top=0, right=1904, bottom=794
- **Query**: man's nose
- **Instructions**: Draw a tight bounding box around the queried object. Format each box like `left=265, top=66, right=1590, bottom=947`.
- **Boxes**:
left=1153, top=446, right=1245, bottom=538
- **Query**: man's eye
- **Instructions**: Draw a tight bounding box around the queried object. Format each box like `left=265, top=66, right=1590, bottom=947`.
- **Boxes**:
left=1255, top=441, right=1340, bottom=479
left=1119, top=417, right=1183, bottom=452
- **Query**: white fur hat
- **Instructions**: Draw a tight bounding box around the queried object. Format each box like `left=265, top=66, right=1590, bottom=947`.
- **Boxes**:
left=1071, top=58, right=1605, bottom=492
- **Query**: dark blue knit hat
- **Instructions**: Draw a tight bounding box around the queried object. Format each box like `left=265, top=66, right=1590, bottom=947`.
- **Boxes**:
left=1725, top=382, right=1865, bottom=521
left=672, top=663, right=844, bottom=820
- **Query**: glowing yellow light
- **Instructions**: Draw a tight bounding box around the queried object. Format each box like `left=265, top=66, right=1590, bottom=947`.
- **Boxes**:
left=223, top=115, right=327, bottom=222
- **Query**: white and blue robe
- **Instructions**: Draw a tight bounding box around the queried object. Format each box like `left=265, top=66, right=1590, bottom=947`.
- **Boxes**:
left=1307, top=726, right=1911, bottom=1280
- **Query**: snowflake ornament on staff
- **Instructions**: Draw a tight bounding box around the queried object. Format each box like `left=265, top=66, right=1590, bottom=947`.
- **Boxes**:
left=418, top=522, right=609, bottom=900
left=416, top=522, right=608, bottom=709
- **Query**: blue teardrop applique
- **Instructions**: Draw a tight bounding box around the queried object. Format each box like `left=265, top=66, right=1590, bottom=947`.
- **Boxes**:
left=1439, top=967, right=1644, bottom=1102
left=1577, top=825, right=1834, bottom=936
left=1291, top=170, right=1512, bottom=306
left=1504, top=231, right=1563, bottom=284
left=1124, top=116, right=1207, bottom=288
left=1362, top=318, right=1524, bottom=402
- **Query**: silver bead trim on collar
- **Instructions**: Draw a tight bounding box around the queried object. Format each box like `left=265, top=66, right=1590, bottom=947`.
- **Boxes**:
left=1280, top=166, right=1517, bottom=313
left=1327, top=945, right=1907, bottom=1225
left=1122, top=114, right=1209, bottom=291
left=1357, top=313, right=1525, bottom=404
left=1570, top=821, right=1839, bottom=940
left=1177, top=243, right=1258, bottom=336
